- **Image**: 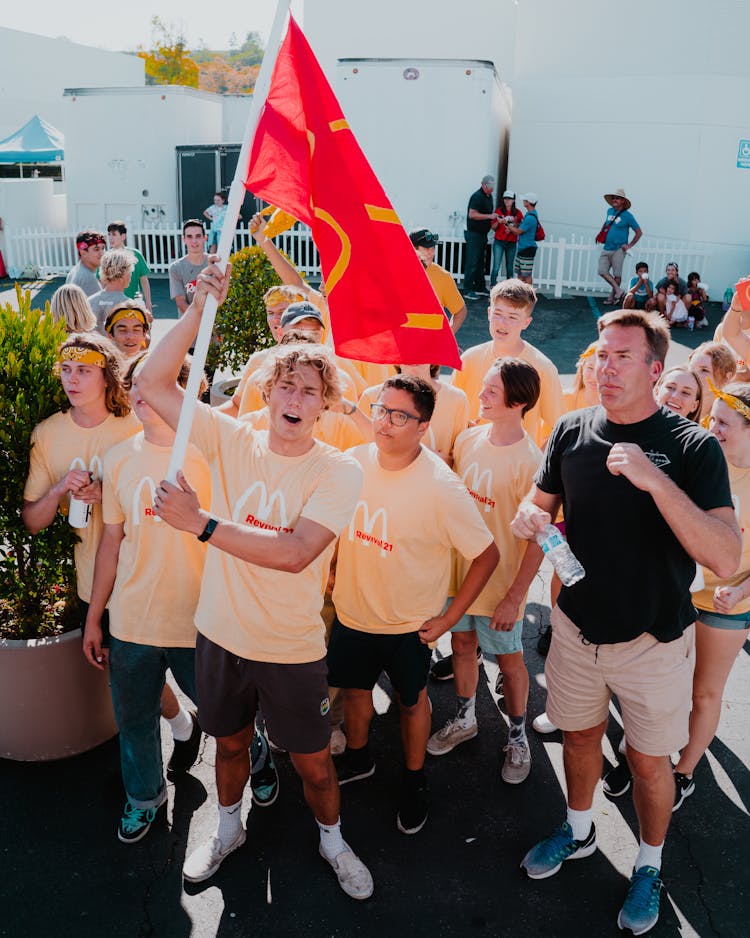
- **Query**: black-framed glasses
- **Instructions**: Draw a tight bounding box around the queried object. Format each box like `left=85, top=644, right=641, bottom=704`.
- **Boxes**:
left=370, top=403, right=421, bottom=427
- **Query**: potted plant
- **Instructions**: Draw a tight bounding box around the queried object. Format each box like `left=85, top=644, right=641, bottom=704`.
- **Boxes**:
left=206, top=244, right=281, bottom=404
left=0, top=286, right=118, bottom=760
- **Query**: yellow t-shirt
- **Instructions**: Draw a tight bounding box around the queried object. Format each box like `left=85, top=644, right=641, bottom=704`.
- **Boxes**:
left=694, top=463, right=750, bottom=615
left=332, top=444, right=494, bottom=634
left=238, top=359, right=359, bottom=418
left=359, top=379, right=470, bottom=463
left=191, top=405, right=363, bottom=662
left=234, top=348, right=272, bottom=409
left=426, top=262, right=465, bottom=316
left=241, top=407, right=364, bottom=452
left=451, top=340, right=565, bottom=445
left=101, top=435, right=212, bottom=647
left=452, top=426, right=543, bottom=616
left=24, top=410, right=141, bottom=602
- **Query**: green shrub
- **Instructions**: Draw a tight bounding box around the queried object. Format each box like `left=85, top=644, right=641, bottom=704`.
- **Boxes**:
left=205, top=245, right=282, bottom=375
left=0, top=286, right=79, bottom=640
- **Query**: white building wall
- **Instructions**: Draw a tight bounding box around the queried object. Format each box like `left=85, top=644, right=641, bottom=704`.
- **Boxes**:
left=300, top=0, right=518, bottom=79
left=507, top=0, right=750, bottom=290
left=63, top=87, right=223, bottom=230
left=222, top=95, right=253, bottom=143
left=0, top=28, right=144, bottom=140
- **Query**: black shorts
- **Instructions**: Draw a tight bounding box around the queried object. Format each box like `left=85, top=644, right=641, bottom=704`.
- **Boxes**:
left=195, top=633, right=331, bottom=754
left=78, top=598, right=110, bottom=645
left=327, top=620, right=431, bottom=707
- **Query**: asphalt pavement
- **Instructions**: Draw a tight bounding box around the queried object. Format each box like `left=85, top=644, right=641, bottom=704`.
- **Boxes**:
left=1, top=277, right=747, bottom=937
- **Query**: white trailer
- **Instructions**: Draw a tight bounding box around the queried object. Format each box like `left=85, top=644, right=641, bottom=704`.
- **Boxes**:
left=334, top=58, right=511, bottom=241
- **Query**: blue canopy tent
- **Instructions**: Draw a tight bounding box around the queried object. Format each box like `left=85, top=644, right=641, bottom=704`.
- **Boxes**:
left=0, top=115, right=64, bottom=177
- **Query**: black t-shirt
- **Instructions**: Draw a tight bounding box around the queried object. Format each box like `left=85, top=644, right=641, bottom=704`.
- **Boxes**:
left=536, top=405, right=732, bottom=644
left=466, top=188, right=494, bottom=234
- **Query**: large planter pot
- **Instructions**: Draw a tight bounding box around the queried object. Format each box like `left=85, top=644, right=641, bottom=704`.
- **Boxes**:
left=0, top=628, right=118, bottom=761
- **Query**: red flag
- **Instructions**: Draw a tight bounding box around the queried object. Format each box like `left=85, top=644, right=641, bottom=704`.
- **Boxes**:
left=245, top=17, right=461, bottom=368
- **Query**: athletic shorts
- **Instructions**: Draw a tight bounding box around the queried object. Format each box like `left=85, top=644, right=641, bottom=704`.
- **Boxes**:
left=451, top=612, right=523, bottom=656
left=696, top=608, right=750, bottom=631
left=326, top=620, right=431, bottom=707
left=597, top=248, right=626, bottom=278
left=545, top=606, right=694, bottom=756
left=514, top=247, right=537, bottom=277
left=195, top=633, right=331, bottom=754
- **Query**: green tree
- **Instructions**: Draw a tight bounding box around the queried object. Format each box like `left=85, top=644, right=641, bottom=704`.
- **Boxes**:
left=229, top=31, right=265, bottom=68
left=138, top=17, right=199, bottom=88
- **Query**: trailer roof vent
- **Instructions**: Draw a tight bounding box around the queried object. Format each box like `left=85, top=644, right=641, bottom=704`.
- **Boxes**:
left=403, top=67, right=420, bottom=81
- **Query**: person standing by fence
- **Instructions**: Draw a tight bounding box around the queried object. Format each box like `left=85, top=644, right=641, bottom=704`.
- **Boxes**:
left=463, top=175, right=496, bottom=300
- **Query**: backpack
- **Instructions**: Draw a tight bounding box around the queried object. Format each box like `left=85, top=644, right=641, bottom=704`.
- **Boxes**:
left=529, top=210, right=545, bottom=242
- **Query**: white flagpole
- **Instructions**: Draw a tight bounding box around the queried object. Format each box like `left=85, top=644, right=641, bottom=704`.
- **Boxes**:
left=166, top=0, right=292, bottom=482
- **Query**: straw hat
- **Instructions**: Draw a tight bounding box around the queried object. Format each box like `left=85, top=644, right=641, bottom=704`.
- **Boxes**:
left=604, top=188, right=631, bottom=210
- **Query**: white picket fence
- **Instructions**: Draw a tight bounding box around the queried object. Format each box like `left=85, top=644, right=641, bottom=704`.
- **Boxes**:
left=4, top=223, right=711, bottom=299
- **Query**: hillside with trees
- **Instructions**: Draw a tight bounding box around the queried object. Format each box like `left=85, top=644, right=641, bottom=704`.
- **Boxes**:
left=137, top=19, right=263, bottom=94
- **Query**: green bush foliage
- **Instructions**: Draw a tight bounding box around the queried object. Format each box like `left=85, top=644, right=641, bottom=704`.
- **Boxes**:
left=205, top=245, right=281, bottom=376
left=0, top=287, right=79, bottom=640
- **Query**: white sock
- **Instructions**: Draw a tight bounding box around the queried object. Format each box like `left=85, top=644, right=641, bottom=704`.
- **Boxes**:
left=318, top=817, right=347, bottom=859
left=216, top=799, right=243, bottom=846
left=455, top=695, right=476, bottom=727
left=166, top=705, right=193, bottom=742
left=566, top=806, right=593, bottom=841
left=635, top=839, right=663, bottom=871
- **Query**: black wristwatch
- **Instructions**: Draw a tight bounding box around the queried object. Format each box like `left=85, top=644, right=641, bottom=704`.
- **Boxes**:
left=197, top=517, right=219, bottom=542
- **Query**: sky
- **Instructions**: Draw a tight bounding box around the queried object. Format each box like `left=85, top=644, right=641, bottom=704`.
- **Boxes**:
left=2, top=1, right=283, bottom=53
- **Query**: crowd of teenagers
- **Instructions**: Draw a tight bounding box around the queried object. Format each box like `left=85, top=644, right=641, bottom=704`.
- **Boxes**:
left=24, top=215, right=750, bottom=936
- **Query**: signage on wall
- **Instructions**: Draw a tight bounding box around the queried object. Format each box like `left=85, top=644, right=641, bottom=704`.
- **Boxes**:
left=737, top=139, right=750, bottom=169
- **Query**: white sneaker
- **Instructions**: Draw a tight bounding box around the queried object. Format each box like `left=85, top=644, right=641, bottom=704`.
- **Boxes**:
left=183, top=829, right=246, bottom=882
left=319, top=843, right=374, bottom=899
left=532, top=711, right=558, bottom=734
left=330, top=725, right=347, bottom=756
left=501, top=740, right=531, bottom=784
left=427, top=718, right=478, bottom=756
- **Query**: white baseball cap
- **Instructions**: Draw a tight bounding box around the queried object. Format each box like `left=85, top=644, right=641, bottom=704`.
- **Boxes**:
left=521, top=192, right=538, bottom=205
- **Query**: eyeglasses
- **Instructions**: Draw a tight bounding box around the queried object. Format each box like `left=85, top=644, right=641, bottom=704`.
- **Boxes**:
left=370, top=403, right=421, bottom=427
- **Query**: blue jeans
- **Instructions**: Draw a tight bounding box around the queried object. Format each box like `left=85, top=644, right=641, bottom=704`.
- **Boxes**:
left=491, top=240, right=517, bottom=285
left=109, top=636, right=197, bottom=808
left=463, top=230, right=489, bottom=292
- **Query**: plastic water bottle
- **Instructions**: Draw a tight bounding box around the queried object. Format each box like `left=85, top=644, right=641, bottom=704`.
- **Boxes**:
left=68, top=496, right=92, bottom=529
left=535, top=524, right=585, bottom=586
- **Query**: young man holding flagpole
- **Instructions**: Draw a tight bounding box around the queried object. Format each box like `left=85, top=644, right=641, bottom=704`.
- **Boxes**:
left=136, top=263, right=374, bottom=898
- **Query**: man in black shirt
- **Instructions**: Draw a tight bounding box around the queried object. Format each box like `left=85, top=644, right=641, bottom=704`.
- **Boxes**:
left=463, top=175, right=497, bottom=299
left=511, top=309, right=740, bottom=935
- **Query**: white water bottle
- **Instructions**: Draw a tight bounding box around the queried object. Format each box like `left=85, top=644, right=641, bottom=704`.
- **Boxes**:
left=68, top=495, right=92, bottom=528
left=535, top=523, right=585, bottom=587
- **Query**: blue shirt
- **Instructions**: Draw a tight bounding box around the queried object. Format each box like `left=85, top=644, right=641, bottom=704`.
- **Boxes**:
left=518, top=211, right=539, bottom=251
left=603, top=209, right=639, bottom=250
left=628, top=275, right=654, bottom=298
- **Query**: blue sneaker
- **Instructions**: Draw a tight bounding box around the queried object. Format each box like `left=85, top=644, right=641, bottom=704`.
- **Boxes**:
left=118, top=801, right=160, bottom=844
left=521, top=821, right=596, bottom=879
left=250, top=730, right=279, bottom=807
left=617, top=866, right=662, bottom=935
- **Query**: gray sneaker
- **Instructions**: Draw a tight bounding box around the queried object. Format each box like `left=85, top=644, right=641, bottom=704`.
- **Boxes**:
left=319, top=843, right=374, bottom=900
left=183, top=829, right=246, bottom=882
left=427, top=718, right=478, bottom=756
left=501, top=739, right=531, bottom=784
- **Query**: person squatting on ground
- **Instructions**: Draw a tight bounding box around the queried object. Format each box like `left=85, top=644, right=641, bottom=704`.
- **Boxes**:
left=135, top=260, right=374, bottom=898
left=327, top=374, right=498, bottom=834
left=510, top=308, right=740, bottom=935
left=427, top=358, right=544, bottom=786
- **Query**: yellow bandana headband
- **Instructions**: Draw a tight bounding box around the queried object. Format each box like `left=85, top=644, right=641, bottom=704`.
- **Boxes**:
left=708, top=379, right=750, bottom=420
left=58, top=347, right=106, bottom=368
left=105, top=307, right=148, bottom=332
left=264, top=287, right=306, bottom=307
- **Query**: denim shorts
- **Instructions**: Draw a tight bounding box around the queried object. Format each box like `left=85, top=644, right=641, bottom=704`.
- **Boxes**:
left=696, top=609, right=750, bottom=631
left=451, top=613, right=523, bottom=656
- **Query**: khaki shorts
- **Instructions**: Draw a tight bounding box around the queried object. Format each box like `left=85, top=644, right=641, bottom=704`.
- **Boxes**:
left=598, top=247, right=626, bottom=278
left=545, top=606, right=695, bottom=756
